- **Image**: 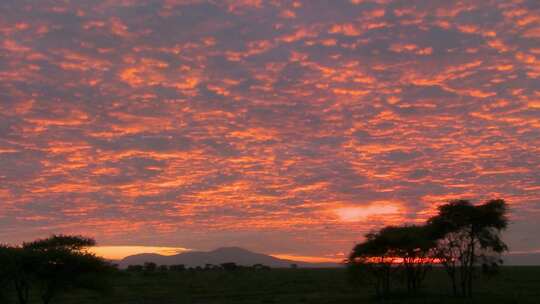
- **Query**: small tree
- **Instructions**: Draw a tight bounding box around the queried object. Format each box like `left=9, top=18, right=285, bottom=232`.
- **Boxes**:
left=428, top=199, right=508, bottom=297
left=158, top=265, right=168, bottom=272
left=23, top=235, right=111, bottom=304
left=377, top=225, right=437, bottom=294
left=143, top=262, right=157, bottom=273
left=220, top=262, right=238, bottom=271
left=0, top=246, right=37, bottom=304
left=348, top=231, right=400, bottom=297
left=169, top=264, right=185, bottom=272
left=0, top=245, right=16, bottom=302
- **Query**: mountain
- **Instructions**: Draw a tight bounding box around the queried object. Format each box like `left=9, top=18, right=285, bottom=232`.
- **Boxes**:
left=118, top=247, right=340, bottom=268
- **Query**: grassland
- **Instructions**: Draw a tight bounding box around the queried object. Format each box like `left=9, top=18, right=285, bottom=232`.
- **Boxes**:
left=13, top=267, right=540, bottom=304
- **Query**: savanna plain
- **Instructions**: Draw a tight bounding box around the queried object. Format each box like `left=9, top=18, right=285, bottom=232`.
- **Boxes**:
left=21, top=266, right=540, bottom=304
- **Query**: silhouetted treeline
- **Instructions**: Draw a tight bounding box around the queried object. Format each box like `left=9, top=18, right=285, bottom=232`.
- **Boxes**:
left=347, top=199, right=508, bottom=298
left=125, top=261, right=272, bottom=273
left=0, top=235, right=113, bottom=304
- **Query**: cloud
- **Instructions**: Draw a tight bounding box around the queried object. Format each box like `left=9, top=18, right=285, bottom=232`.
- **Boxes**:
left=0, top=0, right=539, bottom=259
left=334, top=201, right=405, bottom=223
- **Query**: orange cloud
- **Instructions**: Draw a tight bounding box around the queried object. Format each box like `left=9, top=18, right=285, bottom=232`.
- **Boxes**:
left=333, top=201, right=405, bottom=223
left=1, top=0, right=539, bottom=261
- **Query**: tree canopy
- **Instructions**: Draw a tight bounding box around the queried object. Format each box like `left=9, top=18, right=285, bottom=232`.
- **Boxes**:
left=348, top=198, right=509, bottom=298
left=0, top=235, right=112, bottom=304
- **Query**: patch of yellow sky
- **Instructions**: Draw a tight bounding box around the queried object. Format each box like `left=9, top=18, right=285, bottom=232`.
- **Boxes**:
left=90, top=246, right=190, bottom=260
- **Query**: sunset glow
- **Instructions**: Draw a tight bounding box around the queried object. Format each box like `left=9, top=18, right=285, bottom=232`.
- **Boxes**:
left=90, top=246, right=191, bottom=260
left=271, top=254, right=343, bottom=264
left=334, top=202, right=403, bottom=222
left=0, top=0, right=539, bottom=262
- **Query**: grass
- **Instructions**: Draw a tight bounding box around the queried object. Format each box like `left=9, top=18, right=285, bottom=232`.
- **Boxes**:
left=10, top=266, right=540, bottom=304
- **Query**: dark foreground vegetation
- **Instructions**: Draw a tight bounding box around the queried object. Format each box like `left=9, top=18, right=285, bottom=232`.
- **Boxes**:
left=2, top=266, right=540, bottom=304
left=2, top=198, right=537, bottom=303
left=0, top=235, right=113, bottom=304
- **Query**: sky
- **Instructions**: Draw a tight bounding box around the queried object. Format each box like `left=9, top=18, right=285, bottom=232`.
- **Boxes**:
left=0, top=0, right=539, bottom=262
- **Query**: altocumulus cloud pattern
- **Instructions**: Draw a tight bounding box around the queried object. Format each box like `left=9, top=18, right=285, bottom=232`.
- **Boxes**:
left=0, top=0, right=539, bottom=259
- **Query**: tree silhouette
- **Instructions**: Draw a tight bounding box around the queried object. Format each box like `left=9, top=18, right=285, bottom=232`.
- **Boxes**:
left=348, top=231, right=399, bottom=297
left=0, top=235, right=111, bottom=304
left=220, top=262, right=238, bottom=271
left=428, top=199, right=509, bottom=297
left=348, top=225, right=437, bottom=296
left=23, top=235, right=96, bottom=252
left=158, top=265, right=169, bottom=272
left=169, top=264, right=185, bottom=272
left=127, top=265, right=144, bottom=272
left=348, top=198, right=509, bottom=298
left=23, top=235, right=110, bottom=304
left=378, top=225, right=437, bottom=294
left=0, top=245, right=17, bottom=303
left=0, top=245, right=36, bottom=304
left=143, top=262, right=157, bottom=273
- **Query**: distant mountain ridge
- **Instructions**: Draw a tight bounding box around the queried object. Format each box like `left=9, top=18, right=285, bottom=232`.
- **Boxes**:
left=118, top=247, right=340, bottom=268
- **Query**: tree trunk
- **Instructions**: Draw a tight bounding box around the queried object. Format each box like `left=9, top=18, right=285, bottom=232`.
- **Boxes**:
left=384, top=267, right=391, bottom=296
left=41, top=284, right=55, bottom=304
left=460, top=262, right=467, bottom=297
left=14, top=282, right=29, bottom=304
left=450, top=272, right=457, bottom=296
left=444, top=262, right=458, bottom=296
left=375, top=280, right=381, bottom=298
left=467, top=234, right=476, bottom=297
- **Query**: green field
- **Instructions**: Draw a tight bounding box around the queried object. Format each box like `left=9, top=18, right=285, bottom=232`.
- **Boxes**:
left=26, top=266, right=539, bottom=304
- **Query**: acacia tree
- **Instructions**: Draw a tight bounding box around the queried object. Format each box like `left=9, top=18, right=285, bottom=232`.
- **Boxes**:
left=0, top=245, right=36, bottom=304
left=428, top=199, right=508, bottom=297
left=0, top=245, right=14, bottom=302
left=378, top=225, right=437, bottom=294
left=348, top=231, right=400, bottom=297
left=22, top=235, right=111, bottom=304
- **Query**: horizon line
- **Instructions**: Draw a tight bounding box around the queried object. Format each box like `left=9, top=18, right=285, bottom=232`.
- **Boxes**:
left=89, top=245, right=343, bottom=263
